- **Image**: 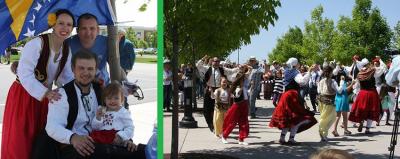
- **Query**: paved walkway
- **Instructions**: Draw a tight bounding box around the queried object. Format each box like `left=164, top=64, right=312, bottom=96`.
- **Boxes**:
left=164, top=98, right=400, bottom=159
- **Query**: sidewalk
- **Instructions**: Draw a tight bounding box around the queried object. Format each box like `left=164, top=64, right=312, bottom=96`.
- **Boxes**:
left=164, top=98, right=400, bottom=159
left=0, top=101, right=157, bottom=149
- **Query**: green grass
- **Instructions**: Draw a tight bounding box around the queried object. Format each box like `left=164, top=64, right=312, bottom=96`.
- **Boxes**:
left=0, top=54, right=19, bottom=63
left=136, top=57, right=157, bottom=64
left=10, top=54, right=19, bottom=62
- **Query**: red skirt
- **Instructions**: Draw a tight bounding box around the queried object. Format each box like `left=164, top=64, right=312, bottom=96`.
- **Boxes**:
left=349, top=89, right=381, bottom=123
left=1, top=81, right=48, bottom=159
left=90, top=130, right=118, bottom=144
left=222, top=100, right=249, bottom=140
left=269, top=90, right=317, bottom=133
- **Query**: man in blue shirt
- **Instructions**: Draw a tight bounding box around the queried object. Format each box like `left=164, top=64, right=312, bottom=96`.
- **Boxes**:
left=249, top=56, right=264, bottom=119
left=68, top=13, right=110, bottom=85
left=118, top=29, right=135, bottom=75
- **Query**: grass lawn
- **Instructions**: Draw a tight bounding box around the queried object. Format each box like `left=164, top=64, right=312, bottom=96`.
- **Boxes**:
left=0, top=54, right=20, bottom=63
left=135, top=57, right=157, bottom=64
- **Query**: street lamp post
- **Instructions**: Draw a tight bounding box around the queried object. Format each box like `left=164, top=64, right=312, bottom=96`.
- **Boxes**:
left=237, top=48, right=240, bottom=64
left=179, top=42, right=198, bottom=128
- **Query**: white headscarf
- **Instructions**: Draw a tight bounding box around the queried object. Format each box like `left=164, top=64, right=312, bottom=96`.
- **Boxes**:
left=386, top=56, right=400, bottom=86
left=359, top=58, right=369, bottom=68
left=286, top=57, right=298, bottom=69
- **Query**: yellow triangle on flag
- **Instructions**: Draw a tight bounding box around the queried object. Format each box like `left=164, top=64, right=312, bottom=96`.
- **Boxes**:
left=6, top=0, right=34, bottom=40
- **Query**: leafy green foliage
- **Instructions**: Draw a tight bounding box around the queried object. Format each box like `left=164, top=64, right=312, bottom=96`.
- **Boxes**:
left=164, top=0, right=281, bottom=63
left=393, top=21, right=400, bottom=50
left=125, top=27, right=151, bottom=48
left=268, top=0, right=393, bottom=65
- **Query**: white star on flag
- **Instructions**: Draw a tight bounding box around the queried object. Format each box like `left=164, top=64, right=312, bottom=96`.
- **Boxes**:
left=29, top=14, right=35, bottom=25
left=33, top=2, right=42, bottom=11
left=24, top=28, right=35, bottom=37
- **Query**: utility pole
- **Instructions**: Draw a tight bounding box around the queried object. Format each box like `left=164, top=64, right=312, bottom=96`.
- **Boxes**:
left=237, top=47, right=240, bottom=64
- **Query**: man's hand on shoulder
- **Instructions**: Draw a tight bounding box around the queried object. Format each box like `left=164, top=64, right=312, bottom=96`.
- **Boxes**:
left=70, top=134, right=95, bottom=157
left=45, top=89, right=61, bottom=103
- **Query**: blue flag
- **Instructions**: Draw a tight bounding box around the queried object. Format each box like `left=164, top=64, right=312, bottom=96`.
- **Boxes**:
left=0, top=0, right=115, bottom=55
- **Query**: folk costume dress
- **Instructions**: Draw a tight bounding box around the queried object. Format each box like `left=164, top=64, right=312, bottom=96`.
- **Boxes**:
left=212, top=88, right=231, bottom=137
left=349, top=67, right=381, bottom=125
left=318, top=77, right=339, bottom=139
left=269, top=68, right=317, bottom=136
left=1, top=34, right=74, bottom=159
left=222, top=86, right=250, bottom=141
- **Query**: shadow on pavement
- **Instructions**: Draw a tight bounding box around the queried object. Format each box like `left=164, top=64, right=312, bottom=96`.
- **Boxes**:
left=186, top=145, right=390, bottom=159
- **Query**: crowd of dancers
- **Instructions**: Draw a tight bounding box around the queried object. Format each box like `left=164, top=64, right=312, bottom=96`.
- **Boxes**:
left=163, top=54, right=399, bottom=145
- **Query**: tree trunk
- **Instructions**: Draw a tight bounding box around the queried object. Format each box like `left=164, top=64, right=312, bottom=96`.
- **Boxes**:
left=107, top=0, right=121, bottom=81
left=171, top=21, right=179, bottom=159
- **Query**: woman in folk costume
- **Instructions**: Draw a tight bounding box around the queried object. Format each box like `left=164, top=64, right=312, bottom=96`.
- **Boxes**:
left=372, top=57, right=388, bottom=94
left=378, top=84, right=393, bottom=126
left=348, top=58, right=383, bottom=134
left=211, top=76, right=231, bottom=138
left=1, top=10, right=75, bottom=159
left=317, top=62, right=350, bottom=141
left=221, top=65, right=252, bottom=145
left=269, top=58, right=317, bottom=145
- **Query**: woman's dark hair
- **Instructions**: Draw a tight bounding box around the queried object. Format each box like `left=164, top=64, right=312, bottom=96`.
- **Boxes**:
left=55, top=9, right=75, bottom=26
left=322, top=66, right=333, bottom=78
left=230, top=72, right=245, bottom=94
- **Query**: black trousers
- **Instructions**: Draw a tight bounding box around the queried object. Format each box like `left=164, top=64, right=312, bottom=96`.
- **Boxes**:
left=59, top=143, right=146, bottom=159
left=203, top=87, right=216, bottom=132
left=309, top=86, right=318, bottom=111
left=164, top=85, right=172, bottom=110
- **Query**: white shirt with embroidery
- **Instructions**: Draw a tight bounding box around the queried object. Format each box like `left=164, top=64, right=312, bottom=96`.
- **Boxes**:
left=17, top=36, right=74, bottom=101
left=91, top=107, right=134, bottom=141
left=46, top=83, right=98, bottom=144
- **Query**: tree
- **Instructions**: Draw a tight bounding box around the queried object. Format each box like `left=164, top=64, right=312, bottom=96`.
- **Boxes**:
left=164, top=1, right=281, bottom=158
left=342, top=0, right=392, bottom=62
left=145, top=31, right=157, bottom=48
left=164, top=0, right=281, bottom=63
left=268, top=26, right=303, bottom=63
left=269, top=0, right=393, bottom=65
left=331, top=16, right=358, bottom=65
left=393, top=21, right=400, bottom=50
left=301, top=5, right=336, bottom=65
left=268, top=5, right=336, bottom=65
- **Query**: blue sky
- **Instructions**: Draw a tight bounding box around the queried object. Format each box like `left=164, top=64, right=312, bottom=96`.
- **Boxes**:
left=227, top=0, right=399, bottom=64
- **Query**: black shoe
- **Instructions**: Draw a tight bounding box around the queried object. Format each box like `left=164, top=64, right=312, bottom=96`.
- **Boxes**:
left=250, top=114, right=256, bottom=119
left=357, top=123, right=363, bottom=132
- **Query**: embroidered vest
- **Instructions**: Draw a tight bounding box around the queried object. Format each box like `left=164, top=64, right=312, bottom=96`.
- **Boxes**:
left=34, top=34, right=69, bottom=86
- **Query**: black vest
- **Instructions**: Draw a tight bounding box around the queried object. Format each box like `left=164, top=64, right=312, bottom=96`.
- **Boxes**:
left=204, top=67, right=225, bottom=87
left=31, top=80, right=102, bottom=159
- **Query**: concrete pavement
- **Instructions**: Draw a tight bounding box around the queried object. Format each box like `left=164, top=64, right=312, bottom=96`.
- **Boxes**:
left=164, top=98, right=400, bottom=159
